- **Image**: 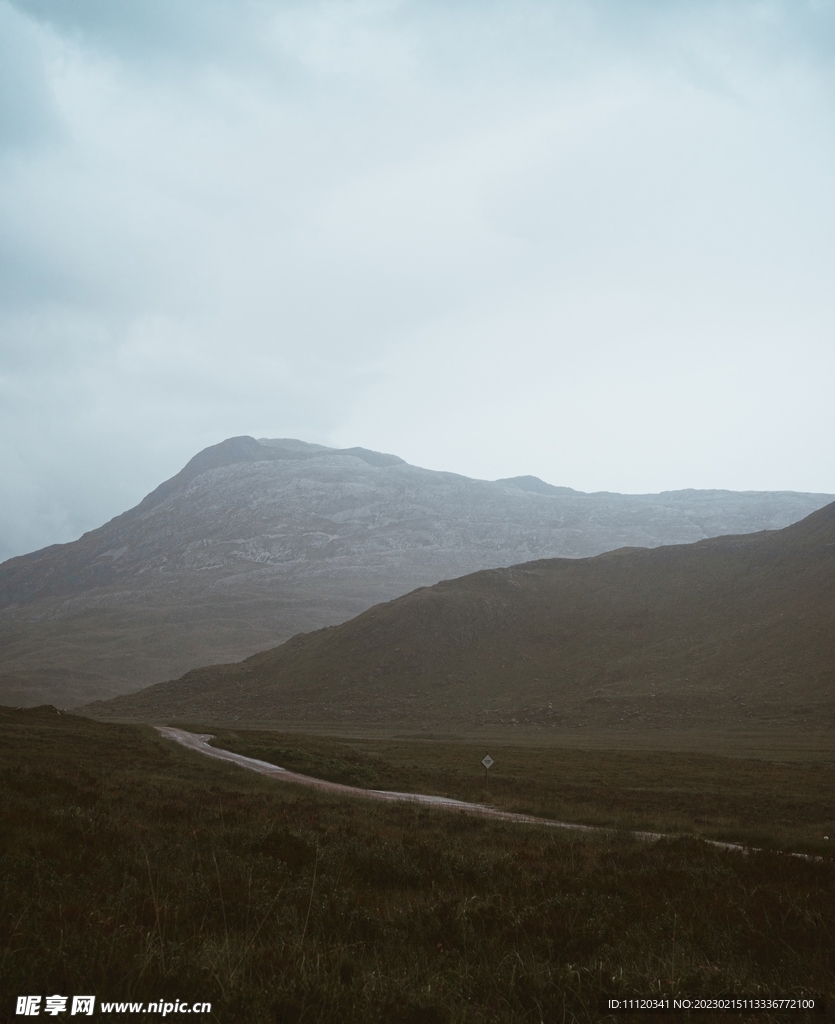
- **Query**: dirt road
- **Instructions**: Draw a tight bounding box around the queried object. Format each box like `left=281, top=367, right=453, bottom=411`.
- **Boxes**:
left=158, top=726, right=747, bottom=848
left=156, top=728, right=828, bottom=861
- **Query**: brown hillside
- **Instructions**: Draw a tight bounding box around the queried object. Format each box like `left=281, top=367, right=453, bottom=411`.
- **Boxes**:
left=83, top=502, right=835, bottom=732
left=3, top=436, right=831, bottom=709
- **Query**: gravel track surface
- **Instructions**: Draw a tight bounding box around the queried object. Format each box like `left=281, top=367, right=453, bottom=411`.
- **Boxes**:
left=156, top=726, right=751, bottom=849
left=157, top=726, right=825, bottom=861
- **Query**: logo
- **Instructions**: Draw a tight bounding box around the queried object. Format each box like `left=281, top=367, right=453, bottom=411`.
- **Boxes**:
left=16, top=995, right=95, bottom=1017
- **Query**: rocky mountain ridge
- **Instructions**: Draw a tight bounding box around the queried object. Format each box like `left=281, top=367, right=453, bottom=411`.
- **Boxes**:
left=2, top=435, right=831, bottom=708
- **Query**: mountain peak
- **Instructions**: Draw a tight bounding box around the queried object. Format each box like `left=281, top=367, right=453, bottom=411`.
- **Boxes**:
left=497, top=475, right=579, bottom=496
left=2, top=436, right=832, bottom=710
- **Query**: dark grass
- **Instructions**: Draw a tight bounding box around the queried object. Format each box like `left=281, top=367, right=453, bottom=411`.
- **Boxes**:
left=201, top=728, right=835, bottom=854
left=1, top=707, right=832, bottom=1023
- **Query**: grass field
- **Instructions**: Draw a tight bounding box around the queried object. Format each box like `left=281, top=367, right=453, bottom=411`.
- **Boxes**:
left=202, top=727, right=835, bottom=854
left=2, top=706, right=833, bottom=1023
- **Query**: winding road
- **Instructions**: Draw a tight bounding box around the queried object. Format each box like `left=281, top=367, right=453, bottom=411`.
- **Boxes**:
left=156, top=726, right=770, bottom=854
left=157, top=728, right=829, bottom=862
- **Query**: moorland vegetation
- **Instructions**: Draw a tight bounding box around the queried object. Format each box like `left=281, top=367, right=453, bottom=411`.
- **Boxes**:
left=1, top=707, right=832, bottom=1023
left=202, top=728, right=835, bottom=854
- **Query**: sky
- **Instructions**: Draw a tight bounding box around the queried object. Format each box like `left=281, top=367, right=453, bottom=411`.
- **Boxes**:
left=2, top=0, right=835, bottom=561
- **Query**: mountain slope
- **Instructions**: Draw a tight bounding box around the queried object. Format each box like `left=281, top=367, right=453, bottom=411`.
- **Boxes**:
left=2, top=436, right=831, bottom=708
left=85, top=502, right=835, bottom=733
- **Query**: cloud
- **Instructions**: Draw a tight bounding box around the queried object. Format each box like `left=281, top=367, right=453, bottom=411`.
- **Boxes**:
left=7, top=0, right=258, bottom=68
left=0, top=3, right=62, bottom=153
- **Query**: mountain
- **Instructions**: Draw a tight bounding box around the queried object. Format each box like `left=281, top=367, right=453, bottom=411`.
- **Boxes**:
left=84, top=501, right=835, bottom=733
left=2, top=436, right=831, bottom=708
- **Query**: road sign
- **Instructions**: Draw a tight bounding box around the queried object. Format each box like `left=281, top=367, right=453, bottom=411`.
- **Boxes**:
left=482, top=754, right=494, bottom=770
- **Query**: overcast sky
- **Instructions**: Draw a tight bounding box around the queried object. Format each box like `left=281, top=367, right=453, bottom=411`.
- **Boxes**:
left=2, top=0, right=834, bottom=561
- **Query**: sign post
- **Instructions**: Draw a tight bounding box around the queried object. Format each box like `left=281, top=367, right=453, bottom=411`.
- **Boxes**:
left=482, top=754, right=494, bottom=798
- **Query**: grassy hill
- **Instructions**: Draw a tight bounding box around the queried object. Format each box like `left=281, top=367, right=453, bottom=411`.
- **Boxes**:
left=4, top=435, right=831, bottom=710
left=83, top=502, right=835, bottom=734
